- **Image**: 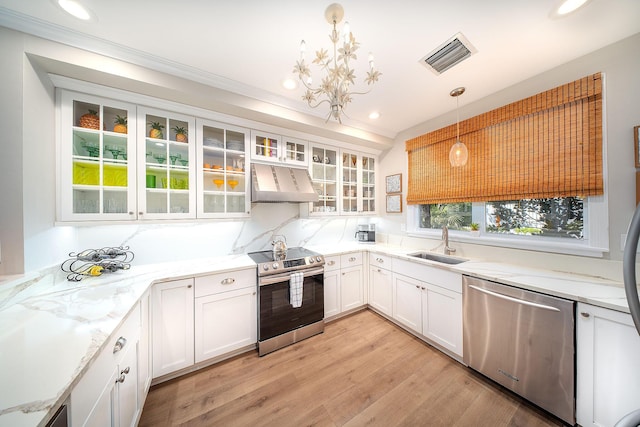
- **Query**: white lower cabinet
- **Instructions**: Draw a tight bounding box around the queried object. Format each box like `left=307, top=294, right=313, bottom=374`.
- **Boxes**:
left=340, top=252, right=364, bottom=312
left=194, top=269, right=257, bottom=363
left=152, top=278, right=195, bottom=378
left=576, top=302, right=640, bottom=427
left=369, top=253, right=393, bottom=316
left=391, top=258, right=463, bottom=357
left=71, top=304, right=141, bottom=427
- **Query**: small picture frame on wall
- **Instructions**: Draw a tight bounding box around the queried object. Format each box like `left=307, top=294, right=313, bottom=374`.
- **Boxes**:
left=635, top=126, right=640, bottom=168
left=386, top=173, right=402, bottom=194
left=386, top=194, right=402, bottom=213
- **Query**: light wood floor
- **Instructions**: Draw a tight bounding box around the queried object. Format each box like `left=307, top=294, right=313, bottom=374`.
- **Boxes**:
left=139, top=310, right=564, bottom=427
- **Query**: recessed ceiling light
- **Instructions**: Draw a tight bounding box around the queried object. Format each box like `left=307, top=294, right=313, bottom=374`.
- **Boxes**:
left=368, top=112, right=380, bottom=120
left=282, top=78, right=297, bottom=90
left=57, top=0, right=92, bottom=20
left=551, top=0, right=591, bottom=17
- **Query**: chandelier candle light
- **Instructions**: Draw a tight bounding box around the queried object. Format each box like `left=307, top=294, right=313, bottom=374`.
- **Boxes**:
left=449, top=87, right=469, bottom=167
left=293, top=3, right=382, bottom=123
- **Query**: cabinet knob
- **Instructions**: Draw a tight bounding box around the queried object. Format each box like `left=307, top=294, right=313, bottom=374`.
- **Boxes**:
left=376, top=257, right=384, bottom=263
left=128, top=211, right=134, bottom=215
left=328, top=260, right=335, bottom=266
left=187, top=284, right=192, bottom=288
left=349, top=257, right=356, bottom=262
left=113, top=336, right=127, bottom=353
left=138, top=212, right=143, bottom=215
left=121, top=366, right=130, bottom=375
left=116, top=374, right=126, bottom=384
left=580, top=312, right=590, bottom=318
left=421, top=286, right=426, bottom=290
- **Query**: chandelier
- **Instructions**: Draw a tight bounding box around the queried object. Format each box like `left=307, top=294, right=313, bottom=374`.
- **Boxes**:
left=293, top=3, right=382, bottom=123
left=449, top=87, right=469, bottom=167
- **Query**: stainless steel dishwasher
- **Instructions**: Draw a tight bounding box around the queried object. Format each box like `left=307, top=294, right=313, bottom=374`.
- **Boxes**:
left=463, top=275, right=575, bottom=424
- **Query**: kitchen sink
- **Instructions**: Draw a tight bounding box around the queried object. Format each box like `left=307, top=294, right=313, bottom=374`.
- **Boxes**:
left=407, top=251, right=468, bottom=265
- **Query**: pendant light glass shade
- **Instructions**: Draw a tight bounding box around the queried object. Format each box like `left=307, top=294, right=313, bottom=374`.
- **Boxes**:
left=449, top=140, right=468, bottom=166
left=449, top=87, right=468, bottom=167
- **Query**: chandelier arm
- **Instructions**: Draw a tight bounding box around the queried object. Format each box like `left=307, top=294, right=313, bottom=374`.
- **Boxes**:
left=307, top=99, right=331, bottom=109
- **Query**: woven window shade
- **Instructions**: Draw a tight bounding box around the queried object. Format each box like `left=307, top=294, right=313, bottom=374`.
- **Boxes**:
left=406, top=73, right=603, bottom=205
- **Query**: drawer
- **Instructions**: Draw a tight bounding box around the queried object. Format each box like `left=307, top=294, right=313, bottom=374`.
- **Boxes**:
left=370, top=253, right=392, bottom=270
left=393, top=258, right=462, bottom=293
left=341, top=252, right=363, bottom=267
left=324, top=255, right=341, bottom=272
left=195, top=268, right=257, bottom=298
left=110, top=302, right=141, bottom=365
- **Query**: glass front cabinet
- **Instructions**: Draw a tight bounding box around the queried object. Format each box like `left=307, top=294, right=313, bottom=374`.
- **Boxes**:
left=59, top=90, right=137, bottom=221
left=196, top=119, right=250, bottom=218
left=137, top=107, right=196, bottom=219
left=250, top=130, right=308, bottom=167
left=309, top=144, right=339, bottom=215
left=340, top=150, right=376, bottom=216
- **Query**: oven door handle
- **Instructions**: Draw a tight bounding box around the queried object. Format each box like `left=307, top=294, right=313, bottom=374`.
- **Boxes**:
left=259, top=267, right=325, bottom=286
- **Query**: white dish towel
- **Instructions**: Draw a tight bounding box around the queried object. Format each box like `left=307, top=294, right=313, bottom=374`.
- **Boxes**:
left=290, top=272, right=304, bottom=308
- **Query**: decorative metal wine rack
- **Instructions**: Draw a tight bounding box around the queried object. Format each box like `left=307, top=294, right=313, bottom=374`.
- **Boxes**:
left=61, top=246, right=134, bottom=281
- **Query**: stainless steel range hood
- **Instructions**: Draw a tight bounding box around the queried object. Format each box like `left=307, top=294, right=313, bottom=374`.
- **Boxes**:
left=251, top=163, right=319, bottom=203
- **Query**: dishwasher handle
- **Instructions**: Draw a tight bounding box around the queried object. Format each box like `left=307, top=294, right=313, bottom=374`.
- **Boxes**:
left=468, top=284, right=560, bottom=312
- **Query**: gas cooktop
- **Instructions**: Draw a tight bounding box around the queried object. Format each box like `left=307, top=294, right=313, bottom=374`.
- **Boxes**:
left=247, top=247, right=324, bottom=276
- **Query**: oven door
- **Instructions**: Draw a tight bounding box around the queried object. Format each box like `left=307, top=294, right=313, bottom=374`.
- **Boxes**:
left=258, top=267, right=324, bottom=341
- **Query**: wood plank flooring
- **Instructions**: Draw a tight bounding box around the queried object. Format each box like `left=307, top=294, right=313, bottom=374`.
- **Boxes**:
left=139, top=310, right=565, bottom=427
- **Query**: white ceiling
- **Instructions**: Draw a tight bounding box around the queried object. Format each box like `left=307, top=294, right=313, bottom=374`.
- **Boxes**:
left=1, top=0, right=639, bottom=141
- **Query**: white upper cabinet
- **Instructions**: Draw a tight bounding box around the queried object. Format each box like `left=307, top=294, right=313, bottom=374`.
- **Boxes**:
left=340, top=150, right=376, bottom=215
left=58, top=90, right=138, bottom=221
left=137, top=106, right=196, bottom=220
left=196, top=118, right=250, bottom=218
left=250, top=130, right=309, bottom=167
left=308, top=143, right=339, bottom=215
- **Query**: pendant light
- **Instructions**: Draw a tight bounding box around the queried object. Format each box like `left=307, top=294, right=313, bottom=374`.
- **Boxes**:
left=449, top=87, right=468, bottom=167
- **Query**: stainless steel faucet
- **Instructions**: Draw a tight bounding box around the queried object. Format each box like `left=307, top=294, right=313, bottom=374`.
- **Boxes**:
left=442, top=225, right=456, bottom=255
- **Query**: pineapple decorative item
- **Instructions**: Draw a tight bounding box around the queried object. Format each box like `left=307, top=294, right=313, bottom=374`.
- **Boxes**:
left=80, top=109, right=100, bottom=129
left=172, top=126, right=188, bottom=143
left=148, top=121, right=165, bottom=139
left=113, top=115, right=128, bottom=134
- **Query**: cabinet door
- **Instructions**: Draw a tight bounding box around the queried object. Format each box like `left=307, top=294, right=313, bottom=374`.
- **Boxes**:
left=324, top=269, right=341, bottom=319
left=369, top=266, right=392, bottom=316
left=196, top=119, right=250, bottom=218
left=137, top=107, right=196, bottom=219
left=152, top=278, right=194, bottom=378
left=341, top=265, right=364, bottom=312
left=194, top=287, right=257, bottom=363
left=137, top=291, right=152, bottom=404
left=422, top=283, right=462, bottom=356
left=117, top=340, right=139, bottom=427
left=58, top=89, right=137, bottom=221
left=308, top=144, right=339, bottom=215
left=576, top=303, right=640, bottom=427
left=75, top=368, right=117, bottom=427
left=360, top=155, right=376, bottom=213
left=281, top=136, right=309, bottom=167
left=340, top=150, right=360, bottom=214
left=392, top=274, right=422, bottom=333
left=250, top=130, right=282, bottom=163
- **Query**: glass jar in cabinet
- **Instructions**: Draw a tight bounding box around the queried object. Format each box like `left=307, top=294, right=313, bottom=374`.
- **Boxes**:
left=196, top=119, right=250, bottom=218
left=137, top=107, right=196, bottom=219
left=58, top=90, right=137, bottom=221
left=308, top=144, right=338, bottom=215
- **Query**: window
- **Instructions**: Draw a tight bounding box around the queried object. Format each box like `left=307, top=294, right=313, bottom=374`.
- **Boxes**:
left=418, top=197, right=584, bottom=240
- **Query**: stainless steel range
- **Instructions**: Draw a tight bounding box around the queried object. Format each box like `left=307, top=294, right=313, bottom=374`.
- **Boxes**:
left=247, top=246, right=325, bottom=356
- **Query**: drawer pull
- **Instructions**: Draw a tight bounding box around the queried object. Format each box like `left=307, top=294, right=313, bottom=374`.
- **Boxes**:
left=580, top=312, right=590, bottom=318
left=113, top=337, right=127, bottom=353
left=349, top=257, right=356, bottom=262
left=116, top=374, right=126, bottom=384
left=121, top=366, right=130, bottom=375
left=327, top=260, right=335, bottom=266
left=376, top=257, right=384, bottom=263
left=221, top=278, right=236, bottom=285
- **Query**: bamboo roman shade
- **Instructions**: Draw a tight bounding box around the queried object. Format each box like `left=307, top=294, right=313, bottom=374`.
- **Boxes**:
left=406, top=73, right=603, bottom=205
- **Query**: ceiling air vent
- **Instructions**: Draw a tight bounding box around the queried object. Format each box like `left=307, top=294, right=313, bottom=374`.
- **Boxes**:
left=420, top=32, right=477, bottom=75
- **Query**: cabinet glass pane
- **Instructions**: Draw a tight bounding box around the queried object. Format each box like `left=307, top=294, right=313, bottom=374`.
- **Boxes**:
left=285, top=141, right=305, bottom=162
left=202, top=125, right=247, bottom=214
left=70, top=100, right=132, bottom=217
left=254, top=135, right=279, bottom=159
left=362, top=156, right=375, bottom=213
left=310, top=146, right=338, bottom=213
left=342, top=151, right=358, bottom=213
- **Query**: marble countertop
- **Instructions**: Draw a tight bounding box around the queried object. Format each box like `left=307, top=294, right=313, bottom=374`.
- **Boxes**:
left=0, top=244, right=633, bottom=426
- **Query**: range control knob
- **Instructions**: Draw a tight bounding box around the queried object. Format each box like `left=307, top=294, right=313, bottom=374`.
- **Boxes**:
left=272, top=262, right=279, bottom=270
left=309, top=257, right=315, bottom=264
left=262, top=264, right=269, bottom=271
left=316, top=256, right=322, bottom=262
